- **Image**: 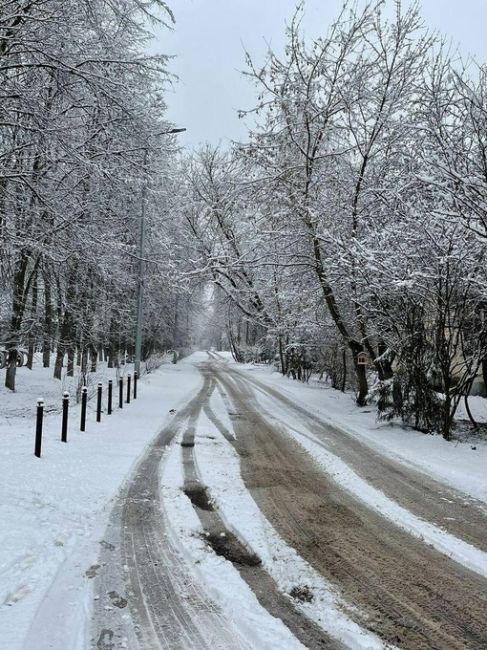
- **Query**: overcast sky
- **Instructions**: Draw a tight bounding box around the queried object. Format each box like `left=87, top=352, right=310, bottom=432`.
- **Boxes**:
left=149, top=0, right=487, bottom=148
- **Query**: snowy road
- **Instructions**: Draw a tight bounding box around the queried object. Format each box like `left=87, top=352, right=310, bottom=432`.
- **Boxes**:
left=90, top=354, right=487, bottom=649
left=90, top=380, right=248, bottom=650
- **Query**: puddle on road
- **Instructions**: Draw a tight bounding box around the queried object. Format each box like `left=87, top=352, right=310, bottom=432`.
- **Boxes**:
left=203, top=531, right=262, bottom=567
left=184, top=484, right=214, bottom=511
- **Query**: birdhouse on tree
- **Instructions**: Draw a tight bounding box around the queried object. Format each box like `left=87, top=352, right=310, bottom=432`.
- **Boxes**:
left=357, top=352, right=370, bottom=366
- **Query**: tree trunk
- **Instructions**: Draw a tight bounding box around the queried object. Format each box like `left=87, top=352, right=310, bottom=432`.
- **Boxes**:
left=27, top=344, right=34, bottom=370
left=67, top=347, right=74, bottom=377
left=90, top=347, right=97, bottom=372
left=54, top=271, right=76, bottom=380
left=341, top=348, right=347, bottom=393
left=42, top=276, right=53, bottom=368
left=482, top=357, right=487, bottom=395
left=5, top=349, right=18, bottom=392
left=173, top=295, right=179, bottom=348
left=5, top=250, right=31, bottom=390
left=27, top=273, right=39, bottom=370
left=54, top=347, right=64, bottom=380
left=278, top=336, right=287, bottom=375
left=464, top=392, right=478, bottom=429
left=442, top=389, right=452, bottom=441
left=354, top=358, right=369, bottom=406
left=306, top=224, right=369, bottom=405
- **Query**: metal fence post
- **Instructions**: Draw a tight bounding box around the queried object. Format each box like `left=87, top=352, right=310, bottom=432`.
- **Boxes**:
left=108, top=379, right=113, bottom=415
left=80, top=386, right=88, bottom=431
left=35, top=398, right=44, bottom=457
left=61, top=392, right=69, bottom=442
left=126, top=373, right=131, bottom=404
left=133, top=371, right=138, bottom=399
left=96, top=382, right=102, bottom=422
left=119, top=377, right=123, bottom=409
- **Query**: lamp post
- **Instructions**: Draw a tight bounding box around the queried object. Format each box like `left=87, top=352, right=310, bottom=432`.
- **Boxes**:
left=134, top=127, right=186, bottom=377
left=134, top=146, right=147, bottom=378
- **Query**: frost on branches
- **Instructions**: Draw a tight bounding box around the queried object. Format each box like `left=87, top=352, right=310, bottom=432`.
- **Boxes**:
left=181, top=1, right=487, bottom=440
left=0, top=0, right=196, bottom=392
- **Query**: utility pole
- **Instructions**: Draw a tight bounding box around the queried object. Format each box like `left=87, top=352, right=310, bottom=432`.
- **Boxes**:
left=134, top=148, right=147, bottom=378
left=134, top=128, right=186, bottom=377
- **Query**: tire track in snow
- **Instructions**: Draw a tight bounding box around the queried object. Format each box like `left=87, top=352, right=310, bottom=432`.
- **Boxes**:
left=180, top=395, right=342, bottom=650
left=91, top=379, right=244, bottom=649
left=209, top=361, right=487, bottom=649
left=216, top=354, right=487, bottom=552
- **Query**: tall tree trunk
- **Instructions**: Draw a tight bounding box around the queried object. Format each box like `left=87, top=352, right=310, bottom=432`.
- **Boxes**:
left=54, top=271, right=76, bottom=380
left=278, top=335, right=287, bottom=375
left=42, top=275, right=53, bottom=368
left=353, top=354, right=369, bottom=406
left=5, top=250, right=31, bottom=390
left=27, top=272, right=39, bottom=370
left=173, top=295, right=179, bottom=347
left=67, top=347, right=74, bottom=377
left=341, top=348, right=347, bottom=393
left=305, top=222, right=369, bottom=405
left=54, top=345, right=64, bottom=380
left=442, top=381, right=453, bottom=441
left=90, top=347, right=97, bottom=372
left=482, top=357, right=487, bottom=395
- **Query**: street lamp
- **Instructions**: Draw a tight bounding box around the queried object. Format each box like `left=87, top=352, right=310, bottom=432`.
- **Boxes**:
left=134, top=127, right=186, bottom=377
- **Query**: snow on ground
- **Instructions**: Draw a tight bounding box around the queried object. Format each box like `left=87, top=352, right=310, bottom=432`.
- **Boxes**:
left=3, top=350, right=486, bottom=649
left=1, top=353, right=136, bottom=423
left=217, top=353, right=487, bottom=504
left=160, top=430, right=304, bottom=650
left=0, top=353, right=203, bottom=650
left=193, top=411, right=386, bottom=650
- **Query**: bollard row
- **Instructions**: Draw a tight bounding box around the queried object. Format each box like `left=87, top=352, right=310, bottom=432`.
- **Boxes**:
left=33, top=371, right=139, bottom=457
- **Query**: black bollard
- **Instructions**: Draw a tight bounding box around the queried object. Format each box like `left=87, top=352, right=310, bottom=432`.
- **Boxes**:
left=108, top=379, right=113, bottom=415
left=35, top=398, right=44, bottom=457
left=80, top=386, right=88, bottom=431
left=133, top=371, right=138, bottom=399
left=61, top=392, right=69, bottom=442
left=96, top=382, right=102, bottom=423
left=119, top=377, right=123, bottom=409
left=126, top=373, right=131, bottom=404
